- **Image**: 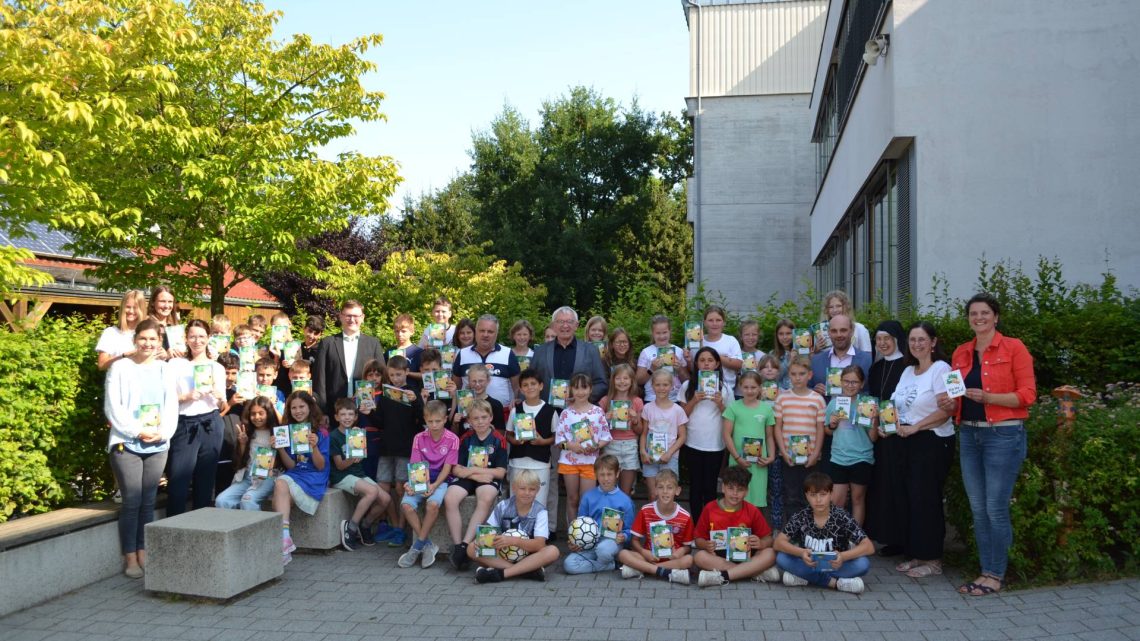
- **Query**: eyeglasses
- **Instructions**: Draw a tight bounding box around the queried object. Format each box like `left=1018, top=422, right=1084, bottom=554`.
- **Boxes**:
left=555, top=319, right=577, bottom=326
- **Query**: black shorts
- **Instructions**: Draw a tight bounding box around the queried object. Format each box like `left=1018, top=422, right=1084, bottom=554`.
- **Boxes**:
left=450, top=477, right=502, bottom=496
left=829, top=461, right=873, bottom=486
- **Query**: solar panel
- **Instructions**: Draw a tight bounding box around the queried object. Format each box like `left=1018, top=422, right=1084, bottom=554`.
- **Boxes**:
left=0, top=221, right=132, bottom=260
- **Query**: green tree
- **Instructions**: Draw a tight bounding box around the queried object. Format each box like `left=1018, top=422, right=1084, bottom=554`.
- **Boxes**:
left=386, top=174, right=477, bottom=253
left=1, top=0, right=400, bottom=312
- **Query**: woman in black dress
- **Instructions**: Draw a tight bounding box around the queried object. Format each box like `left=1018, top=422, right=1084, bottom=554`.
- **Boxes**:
left=864, top=320, right=908, bottom=556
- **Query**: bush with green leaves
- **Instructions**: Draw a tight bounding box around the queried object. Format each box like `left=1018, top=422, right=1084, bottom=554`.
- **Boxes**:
left=0, top=317, right=109, bottom=522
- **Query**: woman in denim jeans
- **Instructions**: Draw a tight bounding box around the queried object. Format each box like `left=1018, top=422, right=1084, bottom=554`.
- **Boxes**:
left=942, top=293, right=1036, bottom=596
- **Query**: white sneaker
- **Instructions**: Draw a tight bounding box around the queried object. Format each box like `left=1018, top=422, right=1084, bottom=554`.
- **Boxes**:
left=397, top=548, right=422, bottom=568
left=282, top=552, right=292, bottom=566
left=421, top=541, right=439, bottom=569
left=836, top=577, right=865, bottom=594
left=620, top=564, right=643, bottom=580
left=668, top=569, right=691, bottom=585
left=782, top=571, right=809, bottom=587
left=754, top=566, right=781, bottom=583
left=697, top=570, right=727, bottom=587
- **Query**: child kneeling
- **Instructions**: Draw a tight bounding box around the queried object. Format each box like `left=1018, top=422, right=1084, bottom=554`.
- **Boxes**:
left=617, top=469, right=694, bottom=584
left=467, top=469, right=560, bottom=583
left=692, top=466, right=780, bottom=587
left=774, top=471, right=873, bottom=594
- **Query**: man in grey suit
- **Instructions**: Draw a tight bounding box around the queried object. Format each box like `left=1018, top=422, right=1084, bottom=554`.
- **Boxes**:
left=530, top=306, right=609, bottom=539
left=313, top=300, right=385, bottom=417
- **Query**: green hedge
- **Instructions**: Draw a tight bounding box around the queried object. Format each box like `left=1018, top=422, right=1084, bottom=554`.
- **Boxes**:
left=0, top=317, right=109, bottom=521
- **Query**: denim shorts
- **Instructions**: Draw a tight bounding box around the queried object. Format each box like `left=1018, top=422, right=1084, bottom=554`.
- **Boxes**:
left=401, top=482, right=448, bottom=509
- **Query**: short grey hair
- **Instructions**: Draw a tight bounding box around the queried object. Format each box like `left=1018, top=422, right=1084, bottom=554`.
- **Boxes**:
left=476, top=313, right=500, bottom=327
left=551, top=306, right=579, bottom=323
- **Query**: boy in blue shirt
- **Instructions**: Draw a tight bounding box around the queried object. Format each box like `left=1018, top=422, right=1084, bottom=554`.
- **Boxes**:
left=563, top=454, right=634, bottom=574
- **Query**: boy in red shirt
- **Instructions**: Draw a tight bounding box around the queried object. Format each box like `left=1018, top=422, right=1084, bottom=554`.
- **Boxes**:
left=617, top=469, right=694, bottom=584
left=692, top=466, right=780, bottom=587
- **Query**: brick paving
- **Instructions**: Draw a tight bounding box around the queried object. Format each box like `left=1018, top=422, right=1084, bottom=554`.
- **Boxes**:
left=2, top=545, right=1138, bottom=641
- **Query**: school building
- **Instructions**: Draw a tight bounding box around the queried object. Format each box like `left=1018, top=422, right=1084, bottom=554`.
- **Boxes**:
left=683, top=0, right=1140, bottom=313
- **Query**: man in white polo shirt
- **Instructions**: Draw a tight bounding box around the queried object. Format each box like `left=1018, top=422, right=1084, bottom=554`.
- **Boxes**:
left=453, top=314, right=520, bottom=408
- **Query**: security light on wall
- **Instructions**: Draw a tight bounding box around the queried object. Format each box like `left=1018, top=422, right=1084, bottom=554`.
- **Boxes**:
left=863, top=34, right=890, bottom=66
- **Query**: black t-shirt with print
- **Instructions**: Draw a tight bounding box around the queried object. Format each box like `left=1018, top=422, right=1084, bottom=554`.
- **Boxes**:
left=781, top=504, right=866, bottom=552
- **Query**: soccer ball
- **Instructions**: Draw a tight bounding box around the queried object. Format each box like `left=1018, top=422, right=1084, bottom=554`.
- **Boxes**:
left=498, top=529, right=530, bottom=562
left=568, top=516, right=601, bottom=551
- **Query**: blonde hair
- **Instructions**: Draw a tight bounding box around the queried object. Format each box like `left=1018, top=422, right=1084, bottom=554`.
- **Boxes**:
left=650, top=368, right=674, bottom=386
left=822, top=290, right=854, bottom=321
left=210, top=314, right=232, bottom=335
left=585, top=315, right=607, bottom=338
left=512, top=469, right=541, bottom=490
left=118, top=290, right=148, bottom=331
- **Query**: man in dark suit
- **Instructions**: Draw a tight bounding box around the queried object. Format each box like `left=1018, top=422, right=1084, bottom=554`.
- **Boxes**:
left=809, top=313, right=872, bottom=475
left=313, top=300, right=385, bottom=417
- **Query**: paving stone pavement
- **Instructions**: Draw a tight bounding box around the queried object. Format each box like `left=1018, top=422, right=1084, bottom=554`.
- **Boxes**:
left=2, top=545, right=1138, bottom=641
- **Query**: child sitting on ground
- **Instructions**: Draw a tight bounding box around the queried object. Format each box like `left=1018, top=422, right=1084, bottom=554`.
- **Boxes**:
left=617, top=468, right=694, bottom=584
left=692, top=466, right=780, bottom=587
left=329, top=398, right=391, bottom=551
left=563, top=454, right=634, bottom=575
left=774, top=471, right=873, bottom=594
left=467, top=469, right=561, bottom=583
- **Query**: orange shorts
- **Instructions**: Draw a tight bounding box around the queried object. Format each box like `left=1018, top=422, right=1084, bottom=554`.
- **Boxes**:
left=558, top=463, right=596, bottom=480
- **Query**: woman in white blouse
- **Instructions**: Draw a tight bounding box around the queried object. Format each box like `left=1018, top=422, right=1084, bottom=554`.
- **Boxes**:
left=96, top=290, right=148, bottom=371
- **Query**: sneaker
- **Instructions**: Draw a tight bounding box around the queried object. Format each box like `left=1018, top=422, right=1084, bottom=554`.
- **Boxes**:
left=397, top=548, right=422, bottom=568
left=282, top=552, right=292, bottom=566
left=754, top=566, right=781, bottom=583
left=782, top=572, right=809, bottom=587
left=123, top=565, right=144, bottom=579
left=668, top=569, right=691, bottom=585
left=547, top=530, right=558, bottom=542
left=283, top=534, right=297, bottom=555
left=387, top=528, right=407, bottom=548
left=449, top=542, right=469, bottom=570
left=620, top=564, right=644, bottom=580
left=112, top=489, right=122, bottom=504
left=836, top=577, right=865, bottom=594
left=375, top=521, right=393, bottom=538
left=358, top=522, right=375, bottom=547
left=421, top=541, right=440, bottom=568
left=521, top=567, right=546, bottom=582
left=697, top=570, right=727, bottom=588
left=475, top=567, right=504, bottom=584
left=340, top=520, right=360, bottom=551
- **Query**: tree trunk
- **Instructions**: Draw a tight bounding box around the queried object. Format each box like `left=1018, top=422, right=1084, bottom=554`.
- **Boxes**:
left=208, top=257, right=227, bottom=316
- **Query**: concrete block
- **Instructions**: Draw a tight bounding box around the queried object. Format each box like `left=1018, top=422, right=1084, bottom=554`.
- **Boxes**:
left=288, top=488, right=355, bottom=550
left=426, top=495, right=476, bottom=546
left=145, top=508, right=281, bottom=599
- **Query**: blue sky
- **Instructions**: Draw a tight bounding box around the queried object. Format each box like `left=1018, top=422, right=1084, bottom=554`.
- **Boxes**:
left=263, top=0, right=691, bottom=211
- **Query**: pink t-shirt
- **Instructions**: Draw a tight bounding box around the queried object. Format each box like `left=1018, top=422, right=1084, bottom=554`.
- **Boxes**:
left=410, top=429, right=460, bottom=482
left=641, top=401, right=689, bottom=450
left=599, top=395, right=645, bottom=441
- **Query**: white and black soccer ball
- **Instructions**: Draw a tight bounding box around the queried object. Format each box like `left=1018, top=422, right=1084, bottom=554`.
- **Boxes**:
left=568, top=516, right=601, bottom=551
left=498, top=528, right=530, bottom=562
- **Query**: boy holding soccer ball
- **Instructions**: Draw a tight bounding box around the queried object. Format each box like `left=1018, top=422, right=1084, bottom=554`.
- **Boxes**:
left=467, top=469, right=560, bottom=583
left=563, top=455, right=635, bottom=574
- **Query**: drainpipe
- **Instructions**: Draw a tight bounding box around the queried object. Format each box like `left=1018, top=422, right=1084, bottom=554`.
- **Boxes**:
left=686, top=0, right=703, bottom=292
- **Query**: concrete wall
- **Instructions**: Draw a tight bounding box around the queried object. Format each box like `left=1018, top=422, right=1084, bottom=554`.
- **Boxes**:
left=690, top=94, right=817, bottom=312
left=811, top=0, right=1140, bottom=300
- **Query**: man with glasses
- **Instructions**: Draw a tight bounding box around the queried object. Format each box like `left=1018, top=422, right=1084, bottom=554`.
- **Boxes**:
left=314, top=300, right=385, bottom=417
left=809, top=313, right=871, bottom=475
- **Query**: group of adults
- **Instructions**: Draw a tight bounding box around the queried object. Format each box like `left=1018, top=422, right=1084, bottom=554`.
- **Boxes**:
left=95, top=286, right=1034, bottom=595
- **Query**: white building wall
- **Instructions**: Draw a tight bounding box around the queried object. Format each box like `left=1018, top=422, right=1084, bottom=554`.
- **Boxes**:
left=811, top=0, right=1140, bottom=301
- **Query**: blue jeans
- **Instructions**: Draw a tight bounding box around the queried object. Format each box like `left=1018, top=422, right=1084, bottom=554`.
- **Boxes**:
left=563, top=538, right=621, bottom=574
left=958, top=423, right=1027, bottom=578
left=776, top=552, right=870, bottom=587
left=215, top=475, right=275, bottom=510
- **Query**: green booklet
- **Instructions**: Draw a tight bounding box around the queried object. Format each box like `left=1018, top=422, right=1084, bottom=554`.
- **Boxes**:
left=426, top=323, right=447, bottom=348
left=793, top=328, right=813, bottom=355
left=655, top=346, right=676, bottom=373
left=425, top=370, right=451, bottom=400
left=345, top=427, right=366, bottom=458
left=590, top=340, right=606, bottom=357
left=281, top=340, right=302, bottom=363
left=810, top=550, right=839, bottom=565
left=788, top=434, right=811, bottom=465
left=879, top=399, right=898, bottom=434
left=832, top=396, right=851, bottom=422
left=601, top=507, right=623, bottom=540
left=811, top=321, right=831, bottom=351
left=710, top=529, right=727, bottom=551
left=236, top=371, right=257, bottom=399
left=165, top=324, right=186, bottom=352
left=476, top=524, right=499, bottom=557
left=741, top=436, right=764, bottom=464
left=684, top=321, right=703, bottom=350
left=270, top=324, right=290, bottom=351
left=726, top=526, right=751, bottom=562
left=291, top=379, right=312, bottom=393
left=253, top=446, right=275, bottom=479
left=572, top=420, right=595, bottom=449
left=272, top=425, right=290, bottom=448
left=456, top=389, right=474, bottom=416
left=516, top=355, right=530, bottom=371
left=761, top=380, right=779, bottom=402
left=407, top=461, right=430, bottom=493
left=289, top=422, right=312, bottom=455
left=136, top=403, right=161, bottom=429
left=549, top=378, right=569, bottom=408
left=855, top=394, right=877, bottom=427
left=649, top=521, right=674, bottom=558
left=193, top=364, right=214, bottom=391
left=440, top=345, right=458, bottom=370
left=609, top=399, right=631, bottom=430
left=354, top=380, right=375, bottom=408
left=257, top=384, right=277, bottom=401
left=697, top=370, right=720, bottom=396
left=826, top=367, right=844, bottom=396
left=208, top=334, right=232, bottom=355
left=467, top=445, right=489, bottom=468
left=383, top=384, right=413, bottom=405
left=514, top=413, right=536, bottom=440
left=741, top=351, right=760, bottom=372
left=648, top=432, right=669, bottom=462
left=387, top=347, right=406, bottom=359
left=238, top=345, right=258, bottom=372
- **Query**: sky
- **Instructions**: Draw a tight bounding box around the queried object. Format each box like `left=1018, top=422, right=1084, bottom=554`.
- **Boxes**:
left=262, top=0, right=692, bottom=212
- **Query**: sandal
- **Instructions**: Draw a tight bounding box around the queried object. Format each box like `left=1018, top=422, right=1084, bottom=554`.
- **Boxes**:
left=966, top=574, right=1004, bottom=596
left=958, top=574, right=987, bottom=594
left=906, top=562, right=943, bottom=578
left=895, top=559, right=923, bottom=572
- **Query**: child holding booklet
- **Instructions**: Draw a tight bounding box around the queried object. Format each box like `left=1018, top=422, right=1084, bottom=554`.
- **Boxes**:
left=680, top=347, right=733, bottom=525
left=371, top=355, right=423, bottom=548
left=617, top=468, right=694, bottom=584
left=564, top=455, right=634, bottom=575
left=774, top=356, right=826, bottom=520
left=636, top=315, right=688, bottom=402
left=506, top=370, right=557, bottom=507
left=736, top=320, right=762, bottom=393
left=467, top=469, right=560, bottom=583
left=398, top=401, right=460, bottom=569
left=722, top=371, right=777, bottom=510
left=754, top=353, right=786, bottom=527
left=554, top=373, right=613, bottom=530
left=329, top=398, right=391, bottom=551
left=216, top=396, right=279, bottom=510
left=450, top=364, right=505, bottom=434
left=690, top=305, right=743, bottom=399
left=417, top=348, right=457, bottom=405
left=272, top=391, right=330, bottom=564
left=772, top=319, right=796, bottom=390
left=640, top=370, right=688, bottom=502
left=692, top=466, right=780, bottom=587
left=600, top=364, right=644, bottom=497
left=444, top=400, right=509, bottom=570
left=418, top=296, right=456, bottom=348
left=826, top=365, right=877, bottom=525
left=774, top=471, right=873, bottom=594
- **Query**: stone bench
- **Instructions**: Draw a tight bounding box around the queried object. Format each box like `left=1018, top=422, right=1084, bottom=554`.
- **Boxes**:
left=276, top=487, right=357, bottom=550
left=425, top=495, right=478, bottom=547
left=145, top=508, right=281, bottom=600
